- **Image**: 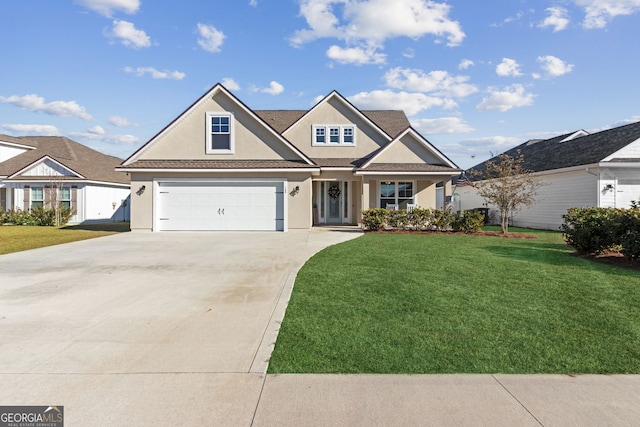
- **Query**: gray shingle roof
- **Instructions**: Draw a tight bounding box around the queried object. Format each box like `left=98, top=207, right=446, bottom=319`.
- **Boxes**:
left=0, top=135, right=130, bottom=184
left=468, top=121, right=640, bottom=176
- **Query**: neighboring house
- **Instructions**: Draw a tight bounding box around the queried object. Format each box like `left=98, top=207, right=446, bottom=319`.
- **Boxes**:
left=0, top=134, right=131, bottom=223
left=456, top=121, right=640, bottom=230
left=117, top=83, right=461, bottom=231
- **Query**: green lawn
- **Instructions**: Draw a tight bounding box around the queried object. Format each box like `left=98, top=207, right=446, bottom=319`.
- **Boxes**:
left=268, top=229, right=640, bottom=374
left=0, top=222, right=129, bottom=255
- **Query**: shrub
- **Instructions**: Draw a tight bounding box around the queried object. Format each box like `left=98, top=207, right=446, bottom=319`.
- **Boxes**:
left=0, top=207, right=74, bottom=227
left=561, top=207, right=623, bottom=254
left=452, top=210, right=485, bottom=234
left=361, top=208, right=389, bottom=231
left=620, top=208, right=640, bottom=261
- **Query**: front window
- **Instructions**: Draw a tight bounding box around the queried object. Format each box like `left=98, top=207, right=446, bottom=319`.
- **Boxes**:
left=59, top=186, right=71, bottom=209
left=380, top=182, right=414, bottom=209
left=31, top=187, right=43, bottom=209
left=206, top=112, right=234, bottom=153
left=312, top=125, right=356, bottom=145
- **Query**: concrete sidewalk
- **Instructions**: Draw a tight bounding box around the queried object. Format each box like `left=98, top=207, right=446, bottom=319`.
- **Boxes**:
left=1, top=228, right=639, bottom=426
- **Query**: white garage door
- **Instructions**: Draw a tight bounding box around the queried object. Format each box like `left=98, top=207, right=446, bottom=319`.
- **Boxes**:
left=157, top=182, right=284, bottom=231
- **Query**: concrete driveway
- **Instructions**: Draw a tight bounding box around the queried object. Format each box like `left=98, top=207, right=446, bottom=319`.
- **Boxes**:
left=2, top=229, right=640, bottom=426
left=0, top=228, right=361, bottom=425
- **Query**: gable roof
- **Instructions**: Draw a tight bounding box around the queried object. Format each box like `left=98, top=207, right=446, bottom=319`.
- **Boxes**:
left=0, top=135, right=129, bottom=185
left=281, top=91, right=395, bottom=142
left=360, top=127, right=459, bottom=170
left=468, top=121, right=640, bottom=176
left=122, top=83, right=315, bottom=166
left=254, top=109, right=411, bottom=138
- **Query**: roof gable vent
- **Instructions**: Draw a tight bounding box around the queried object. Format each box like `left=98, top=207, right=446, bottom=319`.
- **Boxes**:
left=559, top=129, right=589, bottom=143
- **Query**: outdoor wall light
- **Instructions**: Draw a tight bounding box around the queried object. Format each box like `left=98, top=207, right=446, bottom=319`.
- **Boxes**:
left=290, top=185, right=300, bottom=196
left=136, top=185, right=146, bottom=196
left=603, top=184, right=614, bottom=192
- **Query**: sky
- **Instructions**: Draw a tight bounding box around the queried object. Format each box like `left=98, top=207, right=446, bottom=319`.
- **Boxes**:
left=1, top=0, right=640, bottom=170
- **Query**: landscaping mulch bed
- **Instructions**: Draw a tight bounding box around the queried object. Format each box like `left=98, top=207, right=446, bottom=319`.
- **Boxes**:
left=366, top=229, right=538, bottom=239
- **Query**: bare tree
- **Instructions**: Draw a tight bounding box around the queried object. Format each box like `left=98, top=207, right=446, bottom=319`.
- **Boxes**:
left=472, top=152, right=545, bottom=234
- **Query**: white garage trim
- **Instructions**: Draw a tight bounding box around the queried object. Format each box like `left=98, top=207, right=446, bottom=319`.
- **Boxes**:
left=153, top=178, right=288, bottom=231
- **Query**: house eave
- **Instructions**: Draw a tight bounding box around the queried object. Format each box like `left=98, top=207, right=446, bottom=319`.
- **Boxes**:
left=2, top=178, right=130, bottom=188
left=355, top=170, right=461, bottom=176
left=116, top=167, right=321, bottom=174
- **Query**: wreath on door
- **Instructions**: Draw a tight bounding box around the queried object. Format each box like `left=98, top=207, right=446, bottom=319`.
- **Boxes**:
left=328, top=184, right=341, bottom=199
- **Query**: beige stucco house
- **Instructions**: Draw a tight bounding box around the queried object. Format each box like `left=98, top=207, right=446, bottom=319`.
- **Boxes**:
left=117, top=84, right=461, bottom=231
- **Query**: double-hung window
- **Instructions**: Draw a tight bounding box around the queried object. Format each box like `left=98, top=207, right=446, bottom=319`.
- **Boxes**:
left=206, top=112, right=234, bottom=154
left=313, top=125, right=356, bottom=146
left=31, top=187, right=44, bottom=209
left=380, top=181, right=414, bottom=210
left=59, top=187, right=71, bottom=209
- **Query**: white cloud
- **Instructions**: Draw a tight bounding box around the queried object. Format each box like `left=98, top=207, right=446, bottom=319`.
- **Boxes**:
left=574, top=0, right=640, bottom=29
left=458, top=59, right=474, bottom=70
left=124, top=66, right=186, bottom=80
left=326, top=45, right=386, bottom=65
left=75, top=0, right=140, bottom=17
left=291, top=0, right=465, bottom=58
left=108, top=115, right=137, bottom=126
left=537, top=55, right=574, bottom=77
left=2, top=124, right=61, bottom=135
left=384, top=67, right=478, bottom=98
left=539, top=7, right=570, bottom=32
left=348, top=90, right=456, bottom=116
left=197, top=23, right=226, bottom=53
left=221, top=78, right=241, bottom=91
left=88, top=125, right=106, bottom=135
left=0, top=94, right=92, bottom=120
left=249, top=0, right=258, bottom=6
left=496, top=58, right=523, bottom=77
left=257, top=81, right=285, bottom=95
left=71, top=128, right=140, bottom=144
left=476, top=84, right=535, bottom=112
left=412, top=117, right=474, bottom=135
left=107, top=20, right=151, bottom=49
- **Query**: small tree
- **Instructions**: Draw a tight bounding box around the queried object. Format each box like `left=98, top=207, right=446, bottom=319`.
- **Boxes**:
left=472, top=152, right=544, bottom=234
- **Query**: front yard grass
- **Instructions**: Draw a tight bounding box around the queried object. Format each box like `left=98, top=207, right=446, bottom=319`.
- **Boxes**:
left=268, top=229, right=640, bottom=374
left=0, top=222, right=129, bottom=255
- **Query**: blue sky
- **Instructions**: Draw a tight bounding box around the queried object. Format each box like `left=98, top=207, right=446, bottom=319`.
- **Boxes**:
left=1, top=0, right=639, bottom=169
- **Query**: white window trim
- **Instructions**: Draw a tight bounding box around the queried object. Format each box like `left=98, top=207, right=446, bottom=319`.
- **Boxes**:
left=206, top=112, right=234, bottom=154
left=312, top=124, right=356, bottom=146
left=378, top=181, right=415, bottom=209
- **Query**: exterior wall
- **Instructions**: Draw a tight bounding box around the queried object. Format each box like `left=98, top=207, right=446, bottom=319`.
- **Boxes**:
left=142, top=91, right=301, bottom=161
left=372, top=135, right=442, bottom=164
left=604, top=167, right=640, bottom=208
left=82, top=184, right=131, bottom=223
left=283, top=98, right=388, bottom=158
left=458, top=169, right=598, bottom=230
left=21, top=159, right=74, bottom=176
left=415, top=180, right=437, bottom=208
left=129, top=172, right=312, bottom=231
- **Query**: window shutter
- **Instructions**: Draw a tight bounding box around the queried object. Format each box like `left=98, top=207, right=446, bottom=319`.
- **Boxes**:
left=44, top=185, right=52, bottom=208
left=23, top=185, right=30, bottom=211
left=0, top=188, right=6, bottom=210
left=71, top=186, right=77, bottom=211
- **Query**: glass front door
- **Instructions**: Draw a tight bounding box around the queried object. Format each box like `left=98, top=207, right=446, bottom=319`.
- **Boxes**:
left=326, top=182, right=343, bottom=223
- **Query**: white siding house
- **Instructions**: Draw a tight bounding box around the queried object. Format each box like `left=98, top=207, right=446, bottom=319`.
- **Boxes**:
left=0, top=135, right=130, bottom=224
left=456, top=122, right=640, bottom=231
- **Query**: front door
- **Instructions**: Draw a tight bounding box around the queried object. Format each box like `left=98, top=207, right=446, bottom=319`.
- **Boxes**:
left=326, top=182, right=343, bottom=224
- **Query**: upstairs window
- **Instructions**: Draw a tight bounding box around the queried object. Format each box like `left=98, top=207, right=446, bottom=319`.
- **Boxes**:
left=312, top=125, right=356, bottom=146
left=206, top=112, right=234, bottom=154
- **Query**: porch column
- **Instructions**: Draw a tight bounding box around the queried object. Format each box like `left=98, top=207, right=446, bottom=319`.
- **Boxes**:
left=444, top=179, right=452, bottom=210
left=361, top=177, right=370, bottom=211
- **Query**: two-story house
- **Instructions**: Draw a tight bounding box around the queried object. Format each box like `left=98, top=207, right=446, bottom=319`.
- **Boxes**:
left=117, top=83, right=461, bottom=231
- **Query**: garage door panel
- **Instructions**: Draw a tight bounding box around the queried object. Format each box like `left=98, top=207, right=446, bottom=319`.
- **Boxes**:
left=157, top=182, right=284, bottom=231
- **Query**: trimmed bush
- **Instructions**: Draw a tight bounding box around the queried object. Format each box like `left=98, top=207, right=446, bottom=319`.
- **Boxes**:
left=361, top=208, right=460, bottom=232
left=561, top=207, right=623, bottom=254
left=0, top=207, right=74, bottom=226
left=361, top=208, right=389, bottom=231
left=452, top=210, right=485, bottom=234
